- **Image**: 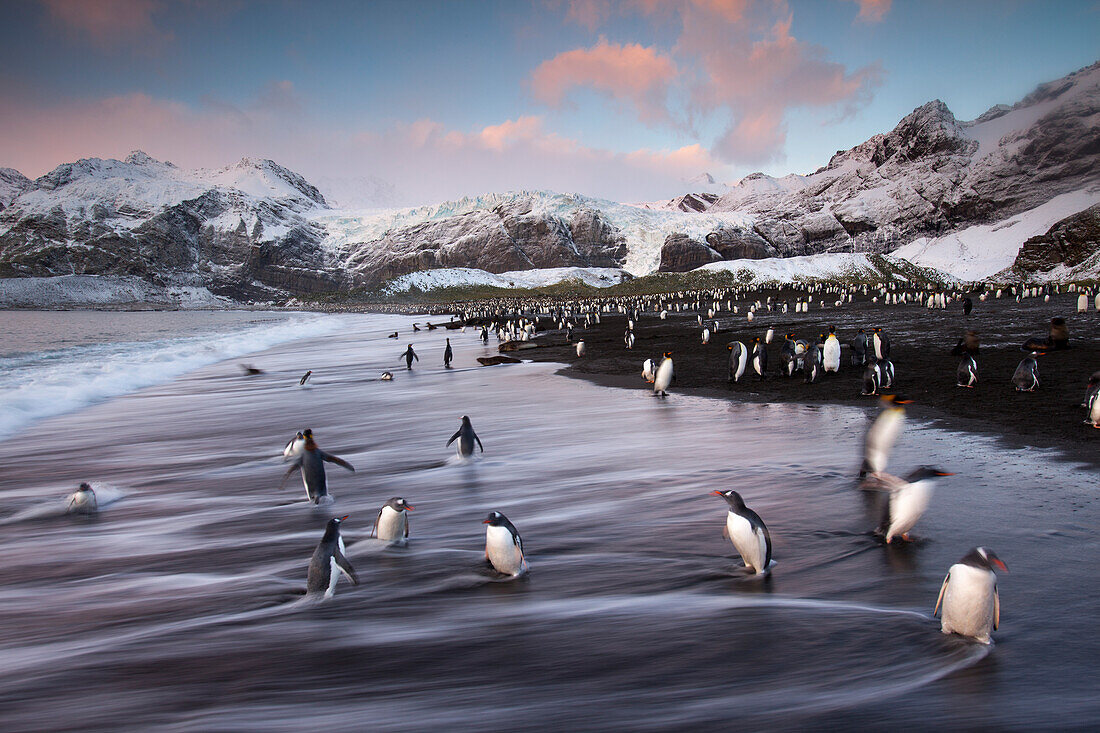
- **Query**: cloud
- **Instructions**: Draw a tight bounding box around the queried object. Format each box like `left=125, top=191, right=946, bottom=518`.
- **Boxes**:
left=530, top=39, right=679, bottom=125
left=845, top=0, right=891, bottom=23
left=38, top=0, right=172, bottom=51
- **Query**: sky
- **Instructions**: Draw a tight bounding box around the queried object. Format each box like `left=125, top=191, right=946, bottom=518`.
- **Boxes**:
left=0, top=0, right=1097, bottom=206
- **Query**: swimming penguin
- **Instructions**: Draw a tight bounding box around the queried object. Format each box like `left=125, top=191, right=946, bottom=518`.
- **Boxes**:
left=299, top=370, right=312, bottom=386
left=483, top=511, right=528, bottom=576
left=872, top=328, right=890, bottom=359
left=751, top=337, right=768, bottom=380
left=865, top=466, right=954, bottom=542
left=380, top=371, right=394, bottom=381
left=850, top=329, right=868, bottom=366
left=283, top=430, right=305, bottom=460
left=306, top=515, right=359, bottom=598
left=576, top=340, right=586, bottom=357
left=823, top=328, right=841, bottom=373
left=1085, top=371, right=1100, bottom=427
left=447, top=415, right=484, bottom=457
left=388, top=332, right=399, bottom=339
left=372, top=497, right=413, bottom=543
left=653, top=352, right=674, bottom=397
left=240, top=364, right=264, bottom=376
left=412, top=323, right=421, bottom=332
left=727, top=341, right=748, bottom=383
left=1012, top=353, right=1040, bottom=391
left=712, top=490, right=772, bottom=575
left=935, top=547, right=1007, bottom=644
left=280, top=429, right=355, bottom=503
left=400, top=344, right=419, bottom=370
left=66, top=482, right=98, bottom=515
left=641, top=358, right=656, bottom=383
left=860, top=394, right=910, bottom=478
left=957, top=355, right=978, bottom=388
left=443, top=338, right=454, bottom=368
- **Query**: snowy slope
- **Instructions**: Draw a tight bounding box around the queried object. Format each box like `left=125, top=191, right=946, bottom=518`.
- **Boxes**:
left=383, top=266, right=629, bottom=293
left=697, top=253, right=899, bottom=284
left=0, top=275, right=230, bottom=308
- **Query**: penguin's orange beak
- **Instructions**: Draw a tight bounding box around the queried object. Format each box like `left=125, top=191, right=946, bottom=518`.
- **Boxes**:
left=710, top=490, right=723, bottom=496
left=405, top=505, right=415, bottom=511
left=339, top=515, right=349, bottom=521
left=935, top=472, right=955, bottom=477
left=991, top=558, right=1008, bottom=572
left=482, top=518, right=492, bottom=524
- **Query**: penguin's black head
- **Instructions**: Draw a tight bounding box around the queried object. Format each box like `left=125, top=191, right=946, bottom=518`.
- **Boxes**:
left=1088, top=371, right=1100, bottom=387
left=905, top=466, right=954, bottom=482
left=711, top=489, right=746, bottom=510
left=461, top=415, right=471, bottom=424
left=388, top=497, right=414, bottom=512
left=829, top=325, right=836, bottom=334
left=325, top=515, right=348, bottom=536
left=965, top=546, right=1008, bottom=572
left=303, top=429, right=313, bottom=439
left=483, top=511, right=506, bottom=526
left=78, top=482, right=92, bottom=492
left=858, top=328, right=865, bottom=334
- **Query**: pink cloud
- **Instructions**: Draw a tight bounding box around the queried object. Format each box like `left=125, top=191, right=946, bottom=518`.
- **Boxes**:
left=846, top=0, right=891, bottom=23
left=530, top=38, right=678, bottom=125
left=39, top=0, right=172, bottom=51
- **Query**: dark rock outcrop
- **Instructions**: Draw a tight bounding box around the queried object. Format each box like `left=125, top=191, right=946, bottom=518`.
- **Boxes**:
left=1014, top=203, right=1100, bottom=273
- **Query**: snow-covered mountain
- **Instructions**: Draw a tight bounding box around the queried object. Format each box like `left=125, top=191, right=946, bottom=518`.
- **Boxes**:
left=1, top=61, right=1098, bottom=304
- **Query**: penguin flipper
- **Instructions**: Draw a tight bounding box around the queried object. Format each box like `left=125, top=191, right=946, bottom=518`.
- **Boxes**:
left=335, top=551, right=359, bottom=585
left=371, top=509, right=381, bottom=538
left=475, top=433, right=484, bottom=452
left=278, top=463, right=300, bottom=490
left=446, top=430, right=462, bottom=447
left=404, top=516, right=410, bottom=539
left=993, top=584, right=1000, bottom=630
left=323, top=452, right=355, bottom=472
left=760, top=523, right=773, bottom=568
left=934, top=572, right=950, bottom=616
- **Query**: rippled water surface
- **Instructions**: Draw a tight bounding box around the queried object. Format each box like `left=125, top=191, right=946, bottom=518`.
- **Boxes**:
left=0, top=311, right=1096, bottom=731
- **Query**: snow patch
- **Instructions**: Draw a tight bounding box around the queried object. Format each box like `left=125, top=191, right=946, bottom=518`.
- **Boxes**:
left=695, top=253, right=899, bottom=284
left=382, top=267, right=630, bottom=293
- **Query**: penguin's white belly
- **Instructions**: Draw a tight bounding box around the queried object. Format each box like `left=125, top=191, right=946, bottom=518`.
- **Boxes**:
left=1089, top=392, right=1100, bottom=425
left=326, top=556, right=341, bottom=598
left=823, top=339, right=840, bottom=371
left=941, top=564, right=997, bottom=643
left=376, top=508, right=407, bottom=542
left=486, top=526, right=526, bottom=576
left=733, top=350, right=746, bottom=380
left=865, top=411, right=903, bottom=474
left=887, top=481, right=933, bottom=540
left=726, top=512, right=766, bottom=574
left=67, top=492, right=96, bottom=514
left=752, top=355, right=763, bottom=374
left=654, top=361, right=673, bottom=392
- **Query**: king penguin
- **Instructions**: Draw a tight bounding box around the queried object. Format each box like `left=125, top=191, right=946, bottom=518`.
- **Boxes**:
left=280, top=429, right=355, bottom=503
left=447, top=415, right=484, bottom=457
left=864, top=466, right=954, bottom=542
left=372, top=497, right=414, bottom=543
left=935, top=547, right=1007, bottom=644
left=66, top=482, right=98, bottom=515
left=850, top=329, right=868, bottom=366
left=727, top=341, right=748, bottom=383
left=872, top=328, right=890, bottom=359
left=307, top=515, right=359, bottom=598
left=751, top=337, right=768, bottom=380
left=712, top=490, right=772, bottom=575
left=653, top=352, right=674, bottom=397
left=483, top=511, right=528, bottom=576
left=823, top=327, right=841, bottom=373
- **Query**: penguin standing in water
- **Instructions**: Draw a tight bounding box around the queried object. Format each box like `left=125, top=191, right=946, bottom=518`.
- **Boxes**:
left=372, top=497, right=414, bottom=543
left=1012, top=353, right=1040, bottom=391
left=299, top=370, right=312, bottom=386
left=850, top=329, right=868, bottom=366
left=447, top=415, right=484, bottom=457
left=480, top=326, right=489, bottom=343
left=751, top=337, right=768, bottom=380
left=400, top=344, right=419, bottom=370
left=727, top=341, right=748, bottom=383
left=872, top=328, right=890, bottom=360
left=863, top=466, right=954, bottom=542
left=823, top=327, right=841, bottom=373
left=712, top=490, right=772, bottom=575
left=66, top=482, right=98, bottom=515
left=306, top=515, right=359, bottom=598
left=1084, top=371, right=1100, bottom=426
left=653, top=352, right=674, bottom=397
left=957, top=354, right=979, bottom=388
left=935, top=547, right=1007, bottom=644
left=483, top=511, right=528, bottom=576
left=280, top=429, right=355, bottom=503
left=860, top=394, right=910, bottom=478
left=443, top=338, right=454, bottom=368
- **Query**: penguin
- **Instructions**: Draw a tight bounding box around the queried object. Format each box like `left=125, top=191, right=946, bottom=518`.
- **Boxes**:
left=483, top=511, right=528, bottom=576
left=279, top=429, right=355, bottom=503
left=861, top=357, right=881, bottom=396
left=299, top=370, right=312, bottom=386
left=860, top=394, right=910, bottom=478
left=653, top=352, right=674, bottom=397
left=576, top=341, right=586, bottom=357
left=872, top=328, right=890, bottom=359
left=803, top=335, right=823, bottom=384
left=727, top=341, right=748, bottom=383
left=372, top=497, right=414, bottom=543
left=1084, top=371, right=1100, bottom=426
left=447, top=415, right=484, bottom=457
left=751, top=337, right=768, bottom=380
left=865, top=466, right=954, bottom=542
left=780, top=334, right=798, bottom=377
left=962, top=297, right=973, bottom=316
left=400, top=344, right=419, bottom=370
left=443, top=338, right=454, bottom=368
left=957, top=355, right=978, bottom=388
left=66, top=482, right=98, bottom=515
left=879, top=358, right=895, bottom=389
left=625, top=330, right=635, bottom=350
left=765, top=328, right=775, bottom=344
left=388, top=332, right=399, bottom=339
left=701, top=327, right=710, bottom=345
left=240, top=364, right=264, bottom=376
left=306, top=515, right=359, bottom=598
left=283, top=430, right=305, bottom=460
left=823, top=327, right=841, bottom=373
left=641, top=358, right=656, bottom=383
left=1079, top=294, right=1090, bottom=313
left=712, top=490, right=772, bottom=575
left=1012, top=354, right=1040, bottom=392
left=380, top=371, right=394, bottom=381
left=412, top=323, right=421, bottom=332
left=850, top=329, right=868, bottom=366
left=935, top=547, right=1007, bottom=644
left=480, top=326, right=489, bottom=343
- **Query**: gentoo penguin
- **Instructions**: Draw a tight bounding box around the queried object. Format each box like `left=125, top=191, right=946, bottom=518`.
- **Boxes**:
left=240, top=364, right=263, bottom=376
left=625, top=329, right=635, bottom=350
left=872, top=328, right=890, bottom=359
left=712, top=490, right=772, bottom=575
left=443, top=338, right=454, bottom=368
left=412, top=323, right=421, bottom=332
left=388, top=332, right=399, bottom=339
left=283, top=430, right=305, bottom=460
left=481, top=326, right=489, bottom=343
left=864, top=466, right=954, bottom=542
left=935, top=547, right=1007, bottom=644
left=372, top=497, right=413, bottom=543
left=850, top=329, right=868, bottom=366
left=957, top=355, right=978, bottom=388
left=861, top=358, right=881, bottom=396
left=1084, top=371, right=1100, bottom=426
left=653, top=352, right=674, bottom=397
left=962, top=297, right=973, bottom=316
left=823, top=327, right=841, bottom=373
left=66, top=482, right=98, bottom=515
left=380, top=371, right=394, bottom=381
left=1012, top=354, right=1040, bottom=392
left=299, top=370, right=312, bottom=386
left=280, top=429, right=355, bottom=503
left=306, top=515, right=359, bottom=598
left=727, top=341, right=748, bottom=383
left=447, top=415, right=484, bottom=457
left=701, top=327, right=710, bottom=345
left=765, top=328, right=775, bottom=344
left=751, top=337, right=768, bottom=380
left=401, top=344, right=419, bottom=370
left=879, top=358, right=895, bottom=389
left=641, top=358, right=656, bottom=383
left=483, top=511, right=528, bottom=576
left=860, top=394, right=910, bottom=478
left=576, top=340, right=586, bottom=357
